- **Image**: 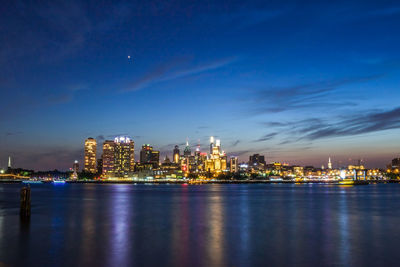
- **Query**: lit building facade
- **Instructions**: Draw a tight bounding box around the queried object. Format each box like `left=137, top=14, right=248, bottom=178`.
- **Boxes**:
left=102, top=140, right=115, bottom=176
left=205, top=138, right=227, bottom=174
left=184, top=141, right=191, bottom=156
left=140, top=144, right=160, bottom=167
left=249, top=154, right=266, bottom=170
left=328, top=157, right=332, bottom=169
left=84, top=138, right=97, bottom=173
left=173, top=145, right=180, bottom=163
left=230, top=156, right=238, bottom=173
left=114, top=136, right=135, bottom=177
left=72, top=160, right=79, bottom=173
left=151, top=150, right=160, bottom=166
left=71, top=160, right=79, bottom=180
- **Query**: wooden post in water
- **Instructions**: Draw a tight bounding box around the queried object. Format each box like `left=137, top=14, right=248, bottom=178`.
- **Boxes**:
left=20, top=186, right=31, bottom=219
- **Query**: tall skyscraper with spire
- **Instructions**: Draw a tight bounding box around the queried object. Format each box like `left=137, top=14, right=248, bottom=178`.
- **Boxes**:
left=8, top=156, right=11, bottom=168
left=205, top=137, right=227, bottom=173
left=210, top=136, right=214, bottom=154
left=184, top=140, right=191, bottom=156
left=328, top=157, right=332, bottom=169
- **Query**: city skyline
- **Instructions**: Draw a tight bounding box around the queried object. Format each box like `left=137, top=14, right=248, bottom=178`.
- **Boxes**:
left=1, top=1, right=400, bottom=170
left=3, top=134, right=392, bottom=172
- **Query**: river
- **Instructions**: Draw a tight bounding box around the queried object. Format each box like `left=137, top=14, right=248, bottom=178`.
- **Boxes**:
left=0, top=183, right=399, bottom=266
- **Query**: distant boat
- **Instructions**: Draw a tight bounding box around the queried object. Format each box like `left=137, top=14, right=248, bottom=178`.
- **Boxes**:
left=338, top=179, right=368, bottom=185
left=53, top=180, right=66, bottom=184
left=22, top=180, right=43, bottom=184
left=338, top=179, right=355, bottom=185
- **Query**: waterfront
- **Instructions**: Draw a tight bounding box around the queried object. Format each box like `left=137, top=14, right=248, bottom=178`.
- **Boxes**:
left=0, top=183, right=400, bottom=266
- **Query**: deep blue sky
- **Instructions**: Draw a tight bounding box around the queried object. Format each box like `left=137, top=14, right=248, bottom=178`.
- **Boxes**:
left=1, top=0, right=400, bottom=170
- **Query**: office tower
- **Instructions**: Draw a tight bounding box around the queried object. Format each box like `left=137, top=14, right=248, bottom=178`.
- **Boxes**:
left=392, top=158, right=400, bottom=168
left=215, top=139, right=221, bottom=153
left=97, top=158, right=103, bottom=174
left=205, top=137, right=227, bottom=173
left=173, top=145, right=180, bottom=163
left=184, top=141, right=191, bottom=156
left=328, top=157, right=332, bottom=169
left=210, top=136, right=214, bottom=154
left=8, top=156, right=11, bottom=168
left=195, top=144, right=200, bottom=156
left=84, top=138, right=97, bottom=173
left=71, top=160, right=79, bottom=180
left=102, top=140, right=115, bottom=176
left=72, top=160, right=79, bottom=173
left=249, top=154, right=266, bottom=166
left=230, top=157, right=238, bottom=173
left=212, top=139, right=221, bottom=155
left=140, top=144, right=153, bottom=163
left=140, top=144, right=160, bottom=167
left=114, top=136, right=135, bottom=177
left=151, top=150, right=160, bottom=166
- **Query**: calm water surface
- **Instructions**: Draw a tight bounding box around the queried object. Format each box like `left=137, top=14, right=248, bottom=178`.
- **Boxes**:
left=0, top=183, right=400, bottom=266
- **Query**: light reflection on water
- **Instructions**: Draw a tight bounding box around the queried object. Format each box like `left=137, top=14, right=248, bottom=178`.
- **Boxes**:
left=0, top=183, right=399, bottom=266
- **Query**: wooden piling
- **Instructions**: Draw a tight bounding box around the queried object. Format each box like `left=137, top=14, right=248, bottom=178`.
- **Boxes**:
left=20, top=186, right=31, bottom=219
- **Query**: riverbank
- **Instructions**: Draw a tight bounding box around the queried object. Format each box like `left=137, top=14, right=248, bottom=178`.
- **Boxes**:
left=0, top=179, right=396, bottom=185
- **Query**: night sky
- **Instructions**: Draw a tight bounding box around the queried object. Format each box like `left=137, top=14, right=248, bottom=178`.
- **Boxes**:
left=1, top=0, right=400, bottom=170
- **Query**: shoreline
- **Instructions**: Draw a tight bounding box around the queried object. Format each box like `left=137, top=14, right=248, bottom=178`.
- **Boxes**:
left=0, top=179, right=397, bottom=185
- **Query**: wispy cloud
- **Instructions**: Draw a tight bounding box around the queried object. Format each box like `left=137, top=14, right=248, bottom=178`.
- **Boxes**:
left=228, top=150, right=251, bottom=157
left=5, top=131, right=23, bottom=136
left=123, top=57, right=236, bottom=92
left=254, top=133, right=278, bottom=142
left=265, top=106, right=400, bottom=142
left=231, top=140, right=241, bottom=147
left=250, top=74, right=383, bottom=113
left=302, top=107, right=400, bottom=140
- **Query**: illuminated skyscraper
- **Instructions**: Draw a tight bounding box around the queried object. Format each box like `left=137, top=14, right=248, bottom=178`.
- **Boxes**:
left=249, top=154, right=266, bottom=170
left=173, top=145, right=180, bottom=164
left=102, top=140, right=115, bottom=176
left=328, top=157, right=332, bottom=169
left=205, top=137, right=227, bottom=173
left=195, top=143, right=200, bottom=156
left=114, top=136, right=135, bottom=177
left=230, top=157, right=238, bottom=173
left=72, top=160, right=79, bottom=173
left=184, top=141, right=191, bottom=156
left=84, top=138, right=97, bottom=173
left=140, top=144, right=153, bottom=163
left=215, top=139, right=221, bottom=152
left=71, top=160, right=79, bottom=180
left=140, top=144, right=160, bottom=167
